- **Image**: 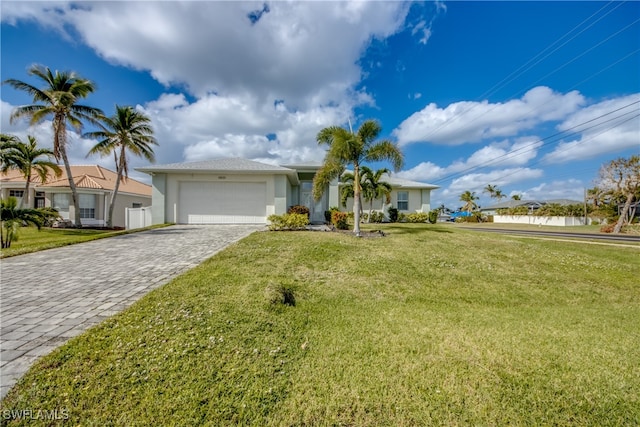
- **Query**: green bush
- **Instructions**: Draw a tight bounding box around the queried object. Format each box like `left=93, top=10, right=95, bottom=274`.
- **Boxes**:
left=287, top=205, right=310, bottom=217
left=406, top=212, right=429, bottom=223
left=331, top=211, right=349, bottom=230
left=428, top=210, right=438, bottom=224
left=369, top=211, right=384, bottom=223
left=267, top=213, right=309, bottom=231
left=397, top=213, right=407, bottom=222
left=388, top=207, right=399, bottom=223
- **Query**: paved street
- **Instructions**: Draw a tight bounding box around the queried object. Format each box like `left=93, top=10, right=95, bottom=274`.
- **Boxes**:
left=0, top=224, right=263, bottom=399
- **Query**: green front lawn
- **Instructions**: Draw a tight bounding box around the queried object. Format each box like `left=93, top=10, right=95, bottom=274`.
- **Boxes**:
left=2, top=224, right=639, bottom=425
left=0, top=224, right=169, bottom=258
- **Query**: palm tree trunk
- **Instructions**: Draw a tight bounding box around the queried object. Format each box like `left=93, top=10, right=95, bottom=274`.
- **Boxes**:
left=613, top=193, right=634, bottom=233
left=19, top=174, right=31, bottom=209
left=59, top=145, right=82, bottom=227
left=107, top=148, right=125, bottom=229
left=353, top=165, right=361, bottom=236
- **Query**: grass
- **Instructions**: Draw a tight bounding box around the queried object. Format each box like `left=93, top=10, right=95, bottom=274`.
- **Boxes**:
left=0, top=224, right=170, bottom=258
left=1, top=224, right=639, bottom=425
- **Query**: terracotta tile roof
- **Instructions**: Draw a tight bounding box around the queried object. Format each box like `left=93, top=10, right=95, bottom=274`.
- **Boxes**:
left=1, top=165, right=151, bottom=196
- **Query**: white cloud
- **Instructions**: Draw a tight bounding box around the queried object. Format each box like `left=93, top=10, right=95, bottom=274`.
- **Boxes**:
left=543, top=94, right=640, bottom=164
left=393, top=86, right=585, bottom=146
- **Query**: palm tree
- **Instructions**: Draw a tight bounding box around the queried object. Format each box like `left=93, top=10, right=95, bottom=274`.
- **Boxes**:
left=459, top=190, right=479, bottom=213
left=0, top=135, right=61, bottom=208
left=0, top=197, right=56, bottom=248
left=483, top=184, right=497, bottom=199
left=313, top=119, right=404, bottom=236
left=85, top=105, right=157, bottom=228
left=494, top=189, right=506, bottom=201
left=361, top=166, right=392, bottom=222
left=511, top=194, right=522, bottom=201
left=1, top=134, right=21, bottom=169
left=4, top=65, right=103, bottom=226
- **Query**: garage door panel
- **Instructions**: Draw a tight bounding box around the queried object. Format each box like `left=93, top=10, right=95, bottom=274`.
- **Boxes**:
left=178, top=181, right=266, bottom=224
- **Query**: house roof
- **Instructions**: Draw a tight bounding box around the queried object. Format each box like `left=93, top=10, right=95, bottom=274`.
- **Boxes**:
left=343, top=170, right=439, bottom=190
left=137, top=158, right=301, bottom=183
left=137, top=158, right=295, bottom=173
left=1, top=165, right=152, bottom=196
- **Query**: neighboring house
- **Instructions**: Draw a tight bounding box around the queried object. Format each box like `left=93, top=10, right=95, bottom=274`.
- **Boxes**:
left=0, top=165, right=152, bottom=228
left=136, top=158, right=439, bottom=225
left=339, top=172, right=440, bottom=220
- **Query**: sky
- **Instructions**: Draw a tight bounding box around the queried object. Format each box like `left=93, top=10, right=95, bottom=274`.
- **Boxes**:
left=1, top=0, right=639, bottom=210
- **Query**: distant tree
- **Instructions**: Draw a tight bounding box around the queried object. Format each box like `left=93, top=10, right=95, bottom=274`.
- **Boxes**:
left=511, top=194, right=522, bottom=201
left=460, top=190, right=479, bottom=213
left=483, top=184, right=497, bottom=199
left=313, top=119, right=403, bottom=236
left=597, top=155, right=640, bottom=233
left=85, top=105, right=157, bottom=228
left=361, top=166, right=392, bottom=222
left=4, top=65, right=103, bottom=226
left=494, top=189, right=506, bottom=201
left=0, top=135, right=61, bottom=208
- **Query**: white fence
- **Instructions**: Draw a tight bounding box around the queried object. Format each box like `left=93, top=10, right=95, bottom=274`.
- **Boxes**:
left=125, top=207, right=152, bottom=230
left=493, top=215, right=591, bottom=226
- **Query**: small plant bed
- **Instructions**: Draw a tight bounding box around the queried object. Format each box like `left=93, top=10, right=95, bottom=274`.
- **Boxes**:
left=2, top=224, right=638, bottom=425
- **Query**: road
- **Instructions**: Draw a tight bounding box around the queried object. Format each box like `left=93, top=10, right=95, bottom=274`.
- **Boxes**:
left=463, top=227, right=640, bottom=243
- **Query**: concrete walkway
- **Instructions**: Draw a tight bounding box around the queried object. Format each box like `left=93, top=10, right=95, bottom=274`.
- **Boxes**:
left=0, top=224, right=264, bottom=399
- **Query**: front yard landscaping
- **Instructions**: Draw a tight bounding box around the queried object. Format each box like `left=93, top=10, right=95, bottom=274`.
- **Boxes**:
left=2, top=224, right=638, bottom=425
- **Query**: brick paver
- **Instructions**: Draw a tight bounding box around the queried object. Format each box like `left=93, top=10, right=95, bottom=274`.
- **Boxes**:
left=0, top=224, right=263, bottom=399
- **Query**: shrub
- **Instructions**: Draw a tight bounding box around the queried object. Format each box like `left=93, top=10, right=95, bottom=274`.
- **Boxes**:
left=325, top=207, right=340, bottom=223
left=406, top=212, right=429, bottom=223
left=428, top=210, right=438, bottom=224
left=397, top=213, right=406, bottom=222
left=267, top=213, right=309, bottom=231
left=600, top=224, right=615, bottom=233
left=369, top=211, right=384, bottom=223
left=287, top=205, right=310, bottom=217
left=388, top=207, right=399, bottom=223
left=331, top=211, right=349, bottom=230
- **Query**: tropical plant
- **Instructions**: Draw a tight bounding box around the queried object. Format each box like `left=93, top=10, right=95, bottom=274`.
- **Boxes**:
left=494, top=189, right=506, bottom=200
left=459, top=190, right=479, bottom=213
left=84, top=105, right=156, bottom=228
left=361, top=166, right=392, bottom=223
left=0, top=197, right=57, bottom=248
left=1, top=134, right=21, bottom=169
left=597, top=155, right=640, bottom=233
left=483, top=184, right=497, bottom=199
left=313, top=119, right=403, bottom=236
left=4, top=65, right=103, bottom=227
left=0, top=134, right=61, bottom=208
left=511, top=194, right=522, bottom=201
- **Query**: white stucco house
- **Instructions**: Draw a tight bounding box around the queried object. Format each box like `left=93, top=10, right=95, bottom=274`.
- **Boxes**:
left=136, top=158, right=439, bottom=225
left=1, top=165, right=152, bottom=228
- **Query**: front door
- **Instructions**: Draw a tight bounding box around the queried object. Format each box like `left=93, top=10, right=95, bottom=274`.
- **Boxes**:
left=300, top=181, right=326, bottom=223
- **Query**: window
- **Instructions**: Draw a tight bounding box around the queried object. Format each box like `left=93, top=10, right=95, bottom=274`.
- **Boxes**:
left=79, top=194, right=96, bottom=219
left=9, top=190, right=24, bottom=198
left=52, top=193, right=70, bottom=211
left=132, top=202, right=143, bottom=208
left=397, top=191, right=409, bottom=211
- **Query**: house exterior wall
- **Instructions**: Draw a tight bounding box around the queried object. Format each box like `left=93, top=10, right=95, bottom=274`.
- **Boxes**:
left=344, top=188, right=430, bottom=214
left=111, top=193, right=152, bottom=228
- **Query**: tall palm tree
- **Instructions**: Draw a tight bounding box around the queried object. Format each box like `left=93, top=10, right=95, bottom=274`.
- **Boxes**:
left=313, top=119, right=403, bottom=236
left=0, top=135, right=61, bottom=208
left=494, top=189, right=506, bottom=201
left=85, top=105, right=157, bottom=228
left=361, top=166, right=392, bottom=222
left=1, top=134, right=21, bottom=169
left=483, top=184, right=497, bottom=198
left=460, top=190, right=479, bottom=213
left=4, top=65, right=103, bottom=226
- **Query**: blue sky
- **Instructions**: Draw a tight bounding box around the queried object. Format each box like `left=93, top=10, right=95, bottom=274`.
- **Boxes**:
left=2, top=1, right=639, bottom=210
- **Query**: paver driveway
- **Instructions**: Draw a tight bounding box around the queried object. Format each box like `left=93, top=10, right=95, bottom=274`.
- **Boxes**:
left=0, top=224, right=263, bottom=399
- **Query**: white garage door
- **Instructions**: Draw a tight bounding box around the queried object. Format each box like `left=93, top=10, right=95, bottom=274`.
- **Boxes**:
left=178, top=181, right=267, bottom=224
